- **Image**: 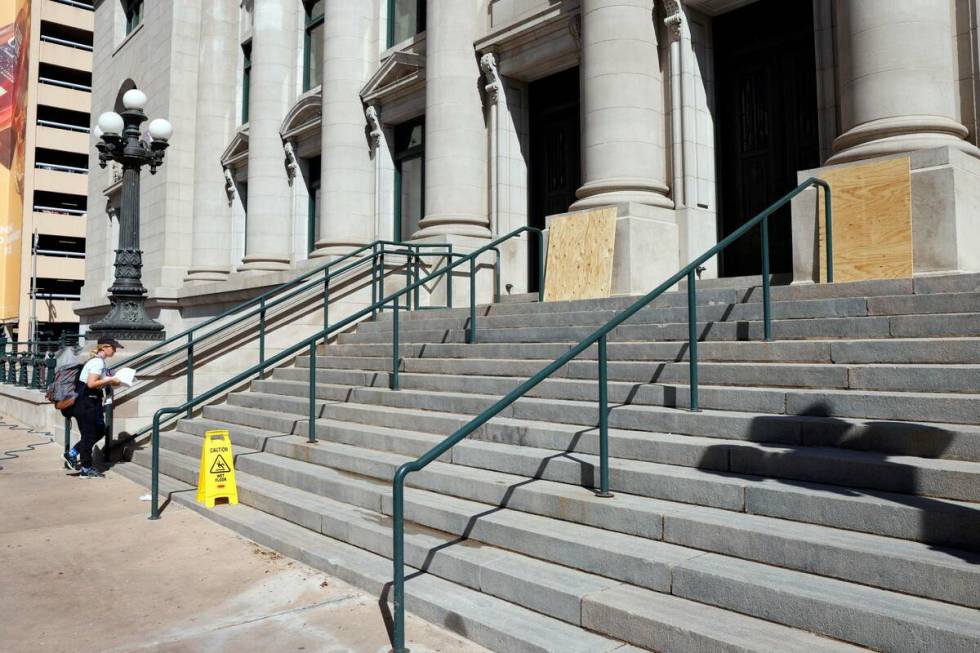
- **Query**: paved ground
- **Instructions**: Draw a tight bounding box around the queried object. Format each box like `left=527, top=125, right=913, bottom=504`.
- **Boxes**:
left=0, top=419, right=488, bottom=653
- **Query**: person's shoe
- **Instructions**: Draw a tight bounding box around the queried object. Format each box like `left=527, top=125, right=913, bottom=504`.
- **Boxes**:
left=79, top=467, right=105, bottom=479
left=63, top=449, right=80, bottom=470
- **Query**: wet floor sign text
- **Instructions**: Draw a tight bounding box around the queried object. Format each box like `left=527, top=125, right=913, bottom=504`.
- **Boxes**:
left=197, top=429, right=239, bottom=508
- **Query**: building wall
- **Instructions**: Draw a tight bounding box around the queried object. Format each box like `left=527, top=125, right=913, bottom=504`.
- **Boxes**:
left=79, top=0, right=980, bottom=339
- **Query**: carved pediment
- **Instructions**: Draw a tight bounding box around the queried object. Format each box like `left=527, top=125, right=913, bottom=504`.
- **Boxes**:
left=220, top=126, right=249, bottom=169
left=360, top=51, right=426, bottom=104
left=280, top=87, right=323, bottom=141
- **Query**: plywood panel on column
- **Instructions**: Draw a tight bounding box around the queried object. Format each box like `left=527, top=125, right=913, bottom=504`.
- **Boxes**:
left=543, top=208, right=617, bottom=302
left=816, top=156, right=912, bottom=282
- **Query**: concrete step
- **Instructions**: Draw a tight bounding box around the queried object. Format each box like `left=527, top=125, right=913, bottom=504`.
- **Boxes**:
left=298, top=354, right=980, bottom=394
left=265, top=369, right=980, bottom=461
left=338, top=313, right=980, bottom=345
left=320, top=337, right=980, bottom=365
left=360, top=293, right=980, bottom=337
left=111, top=462, right=630, bottom=653
left=236, top=380, right=980, bottom=502
left=173, top=415, right=980, bottom=608
left=201, top=403, right=980, bottom=551
left=130, top=440, right=979, bottom=653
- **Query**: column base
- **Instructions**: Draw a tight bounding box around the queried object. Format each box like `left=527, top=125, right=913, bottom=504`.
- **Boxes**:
left=546, top=203, right=679, bottom=296
left=828, top=116, right=980, bottom=165
left=412, top=214, right=491, bottom=240
left=237, top=256, right=291, bottom=273
left=792, top=146, right=980, bottom=282
left=570, top=178, right=674, bottom=211
left=309, top=241, right=370, bottom=260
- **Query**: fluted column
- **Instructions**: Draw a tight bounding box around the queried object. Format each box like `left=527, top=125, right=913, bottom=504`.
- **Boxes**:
left=829, top=0, right=980, bottom=164
left=572, top=0, right=672, bottom=210
left=413, top=0, right=489, bottom=239
left=312, top=0, right=377, bottom=257
left=239, top=0, right=296, bottom=272
left=185, top=0, right=239, bottom=283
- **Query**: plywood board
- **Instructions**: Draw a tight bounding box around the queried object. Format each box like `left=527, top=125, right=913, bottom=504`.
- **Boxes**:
left=543, top=208, right=617, bottom=302
left=816, top=156, right=913, bottom=282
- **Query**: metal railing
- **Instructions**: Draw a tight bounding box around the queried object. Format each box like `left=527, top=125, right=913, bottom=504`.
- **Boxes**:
left=39, top=34, right=94, bottom=51
left=38, top=76, right=92, bottom=92
left=387, top=178, right=832, bottom=652
left=36, top=162, right=88, bottom=174
left=145, top=226, right=544, bottom=520
left=0, top=338, right=63, bottom=391
left=32, top=205, right=86, bottom=216
left=37, top=119, right=89, bottom=133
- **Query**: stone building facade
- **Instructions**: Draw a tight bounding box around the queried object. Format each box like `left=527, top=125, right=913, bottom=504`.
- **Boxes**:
left=79, top=0, right=980, bottom=335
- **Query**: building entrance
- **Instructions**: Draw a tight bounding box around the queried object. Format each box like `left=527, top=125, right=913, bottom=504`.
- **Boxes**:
left=528, top=67, right=580, bottom=293
left=714, top=0, right=819, bottom=277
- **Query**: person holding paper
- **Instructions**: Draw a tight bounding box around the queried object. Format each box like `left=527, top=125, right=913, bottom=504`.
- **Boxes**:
left=63, top=337, right=123, bottom=478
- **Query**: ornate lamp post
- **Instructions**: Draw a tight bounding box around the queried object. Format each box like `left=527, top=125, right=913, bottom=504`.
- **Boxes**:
left=90, top=88, right=173, bottom=340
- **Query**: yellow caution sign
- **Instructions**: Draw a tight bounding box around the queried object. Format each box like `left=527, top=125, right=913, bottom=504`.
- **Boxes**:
left=197, top=429, right=239, bottom=508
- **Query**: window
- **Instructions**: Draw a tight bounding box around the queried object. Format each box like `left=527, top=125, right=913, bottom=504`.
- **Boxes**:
left=387, top=0, right=425, bottom=48
left=303, top=1, right=325, bottom=91
left=241, top=41, right=251, bottom=124
left=306, top=156, right=321, bottom=253
left=123, top=0, right=143, bottom=35
left=393, top=118, right=424, bottom=242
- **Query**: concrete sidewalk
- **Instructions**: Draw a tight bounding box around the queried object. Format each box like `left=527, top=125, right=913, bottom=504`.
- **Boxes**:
left=0, top=419, right=488, bottom=653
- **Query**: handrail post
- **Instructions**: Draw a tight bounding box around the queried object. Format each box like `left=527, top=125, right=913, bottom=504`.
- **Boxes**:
left=18, top=350, right=27, bottom=386
left=392, top=471, right=407, bottom=653
left=149, top=414, right=161, bottom=520
left=596, top=334, right=613, bottom=498
left=404, top=250, right=412, bottom=310
left=823, top=182, right=834, bottom=283
left=413, top=248, right=421, bottom=309
left=371, top=244, right=379, bottom=318
left=323, top=273, right=330, bottom=338
left=259, top=297, right=266, bottom=365
left=308, top=341, right=317, bottom=443
left=104, top=388, right=114, bottom=452
left=391, top=299, right=400, bottom=390
left=468, top=257, right=477, bottom=344
left=446, top=247, right=454, bottom=309
left=687, top=271, right=700, bottom=412
left=537, top=233, right=545, bottom=302
left=379, top=251, right=386, bottom=314
left=0, top=334, right=7, bottom=381
left=63, top=415, right=70, bottom=467
left=494, top=248, right=501, bottom=303
left=186, top=333, right=194, bottom=419
left=8, top=347, right=16, bottom=384
left=761, top=215, right=772, bottom=341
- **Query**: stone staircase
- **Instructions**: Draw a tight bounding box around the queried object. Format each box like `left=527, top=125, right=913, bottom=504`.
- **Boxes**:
left=116, top=273, right=980, bottom=653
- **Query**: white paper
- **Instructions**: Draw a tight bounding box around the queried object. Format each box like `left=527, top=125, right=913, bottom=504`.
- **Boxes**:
left=115, top=367, right=137, bottom=387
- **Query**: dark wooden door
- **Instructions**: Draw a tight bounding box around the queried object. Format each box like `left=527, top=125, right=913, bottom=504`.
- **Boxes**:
left=715, top=0, right=819, bottom=277
left=529, top=67, right=580, bottom=292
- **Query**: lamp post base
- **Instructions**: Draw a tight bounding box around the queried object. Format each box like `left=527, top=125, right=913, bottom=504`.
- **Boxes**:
left=87, top=297, right=165, bottom=341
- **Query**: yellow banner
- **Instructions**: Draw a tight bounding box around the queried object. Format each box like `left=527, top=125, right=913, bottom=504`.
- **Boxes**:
left=0, top=0, right=29, bottom=322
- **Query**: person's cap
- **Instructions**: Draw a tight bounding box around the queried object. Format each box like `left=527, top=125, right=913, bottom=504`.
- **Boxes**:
left=97, top=336, right=124, bottom=349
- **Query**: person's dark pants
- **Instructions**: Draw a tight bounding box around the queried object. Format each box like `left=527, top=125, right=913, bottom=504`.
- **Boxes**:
left=72, top=397, right=105, bottom=468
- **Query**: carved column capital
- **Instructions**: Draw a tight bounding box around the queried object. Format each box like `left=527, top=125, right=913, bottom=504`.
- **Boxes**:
left=480, top=52, right=503, bottom=106
left=663, top=0, right=684, bottom=39
left=365, top=105, right=383, bottom=151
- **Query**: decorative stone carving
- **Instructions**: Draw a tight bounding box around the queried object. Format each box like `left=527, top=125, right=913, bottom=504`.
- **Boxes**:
left=480, top=53, right=503, bottom=105
left=568, top=14, right=581, bottom=46
left=223, top=166, right=236, bottom=202
left=283, top=140, right=299, bottom=183
left=663, top=0, right=683, bottom=39
left=365, top=105, right=383, bottom=150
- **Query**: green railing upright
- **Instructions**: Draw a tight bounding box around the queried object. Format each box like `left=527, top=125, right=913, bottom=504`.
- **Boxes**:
left=387, top=178, right=832, bottom=652
left=145, top=226, right=544, bottom=520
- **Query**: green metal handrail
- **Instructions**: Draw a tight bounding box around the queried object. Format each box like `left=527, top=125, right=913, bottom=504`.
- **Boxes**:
left=115, top=240, right=452, bottom=374
left=0, top=338, right=62, bottom=389
left=146, top=226, right=544, bottom=520
left=387, top=178, right=832, bottom=652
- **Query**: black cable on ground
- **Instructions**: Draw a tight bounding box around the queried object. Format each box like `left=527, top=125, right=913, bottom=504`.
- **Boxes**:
left=0, top=419, right=55, bottom=471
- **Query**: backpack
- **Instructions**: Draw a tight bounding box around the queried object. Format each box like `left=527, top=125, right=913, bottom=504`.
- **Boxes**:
left=45, top=346, right=85, bottom=412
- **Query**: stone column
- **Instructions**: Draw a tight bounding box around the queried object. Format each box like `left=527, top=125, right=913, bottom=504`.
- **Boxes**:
left=312, top=0, right=377, bottom=257
left=572, top=0, right=672, bottom=210
left=239, top=0, right=296, bottom=272
left=829, top=0, right=980, bottom=163
left=413, top=0, right=489, bottom=239
left=185, top=0, right=239, bottom=283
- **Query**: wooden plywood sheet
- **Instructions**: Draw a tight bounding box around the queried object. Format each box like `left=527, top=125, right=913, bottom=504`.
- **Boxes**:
left=543, top=208, right=617, bottom=302
left=816, top=156, right=913, bottom=282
